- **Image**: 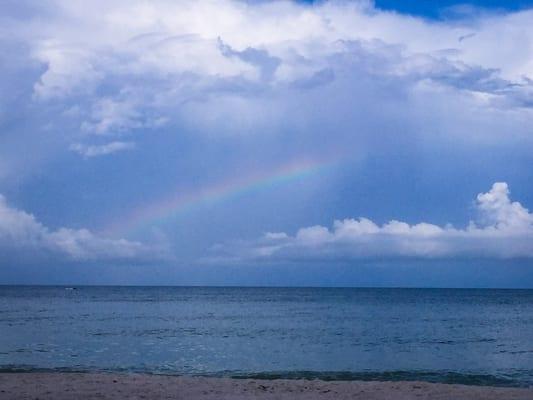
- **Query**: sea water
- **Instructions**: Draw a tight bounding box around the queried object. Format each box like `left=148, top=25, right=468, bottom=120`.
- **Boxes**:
left=1, top=286, right=532, bottom=387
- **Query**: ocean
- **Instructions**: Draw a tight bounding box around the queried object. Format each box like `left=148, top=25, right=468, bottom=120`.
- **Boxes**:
left=1, top=286, right=532, bottom=387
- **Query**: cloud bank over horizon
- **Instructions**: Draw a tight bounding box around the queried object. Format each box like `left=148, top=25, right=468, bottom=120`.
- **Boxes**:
left=0, top=194, right=168, bottom=264
left=212, top=182, right=533, bottom=263
left=4, top=182, right=532, bottom=267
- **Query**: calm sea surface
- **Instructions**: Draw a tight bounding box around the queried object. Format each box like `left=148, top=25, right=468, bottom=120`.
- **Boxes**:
left=0, top=286, right=532, bottom=387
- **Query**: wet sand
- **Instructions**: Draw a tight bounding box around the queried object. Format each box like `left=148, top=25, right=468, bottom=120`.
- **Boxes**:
left=0, top=373, right=532, bottom=399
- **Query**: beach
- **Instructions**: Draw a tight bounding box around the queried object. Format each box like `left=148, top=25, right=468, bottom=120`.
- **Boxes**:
left=0, top=373, right=532, bottom=400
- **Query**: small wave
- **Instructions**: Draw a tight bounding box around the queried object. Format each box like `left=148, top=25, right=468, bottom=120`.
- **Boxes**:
left=0, top=366, right=529, bottom=388
left=227, top=370, right=529, bottom=388
left=0, top=365, right=85, bottom=374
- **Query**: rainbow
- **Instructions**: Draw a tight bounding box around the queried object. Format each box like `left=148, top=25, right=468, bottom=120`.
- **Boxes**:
left=103, top=158, right=340, bottom=237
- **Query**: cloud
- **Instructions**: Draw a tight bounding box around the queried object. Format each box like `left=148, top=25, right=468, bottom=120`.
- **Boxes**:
left=212, top=183, right=533, bottom=262
left=4, top=1, right=533, bottom=136
left=0, top=194, right=167, bottom=263
left=70, top=141, right=136, bottom=158
left=0, top=0, right=531, bottom=186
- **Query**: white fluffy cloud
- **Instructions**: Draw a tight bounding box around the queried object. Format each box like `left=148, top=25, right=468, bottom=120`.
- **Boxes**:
left=3, top=0, right=532, bottom=143
left=0, top=194, right=166, bottom=263
left=213, top=183, right=533, bottom=262
left=70, top=141, right=135, bottom=158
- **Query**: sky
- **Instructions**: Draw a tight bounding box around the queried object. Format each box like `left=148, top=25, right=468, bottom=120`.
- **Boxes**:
left=1, top=0, right=533, bottom=287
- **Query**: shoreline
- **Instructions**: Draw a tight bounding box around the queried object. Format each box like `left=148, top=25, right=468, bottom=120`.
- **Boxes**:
left=1, top=373, right=533, bottom=399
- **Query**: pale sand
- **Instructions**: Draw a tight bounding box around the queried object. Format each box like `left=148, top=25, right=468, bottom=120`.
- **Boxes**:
left=0, top=373, right=532, bottom=400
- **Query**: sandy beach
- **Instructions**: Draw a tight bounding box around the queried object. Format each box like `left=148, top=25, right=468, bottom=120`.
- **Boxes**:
left=0, top=373, right=531, bottom=400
